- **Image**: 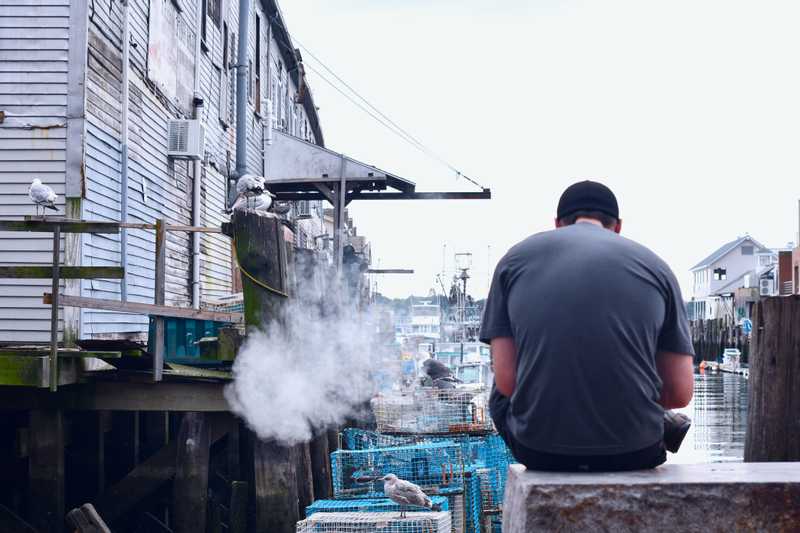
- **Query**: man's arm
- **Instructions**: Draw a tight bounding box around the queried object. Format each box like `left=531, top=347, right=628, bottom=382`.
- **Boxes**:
left=656, top=351, right=694, bottom=409
left=491, top=337, right=517, bottom=397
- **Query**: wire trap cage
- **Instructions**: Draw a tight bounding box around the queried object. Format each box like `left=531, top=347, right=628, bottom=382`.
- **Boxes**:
left=331, top=442, right=465, bottom=500
left=306, top=497, right=449, bottom=516
left=297, top=512, right=452, bottom=533
left=371, top=388, right=492, bottom=435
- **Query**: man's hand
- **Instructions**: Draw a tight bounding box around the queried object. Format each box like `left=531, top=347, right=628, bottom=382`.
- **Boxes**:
left=491, top=337, right=517, bottom=397
left=656, top=351, right=694, bottom=409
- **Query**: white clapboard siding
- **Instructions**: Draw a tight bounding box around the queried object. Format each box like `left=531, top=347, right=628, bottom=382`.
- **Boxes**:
left=0, top=0, right=69, bottom=342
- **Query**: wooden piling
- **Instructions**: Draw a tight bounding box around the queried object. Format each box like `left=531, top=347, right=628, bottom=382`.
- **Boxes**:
left=172, top=413, right=210, bottom=533
left=294, top=443, right=314, bottom=517
left=252, top=438, right=299, bottom=533
left=745, top=296, right=800, bottom=461
left=230, top=211, right=300, bottom=532
left=28, top=409, right=64, bottom=533
left=309, top=432, right=332, bottom=500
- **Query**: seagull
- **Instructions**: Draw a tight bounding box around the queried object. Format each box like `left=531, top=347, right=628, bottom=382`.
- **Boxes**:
left=28, top=179, right=58, bottom=217
left=422, top=358, right=461, bottom=389
left=381, top=474, right=436, bottom=518
left=230, top=191, right=275, bottom=213
left=235, top=174, right=266, bottom=196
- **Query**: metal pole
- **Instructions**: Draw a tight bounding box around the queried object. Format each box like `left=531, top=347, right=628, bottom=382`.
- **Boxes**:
left=49, top=226, right=61, bottom=392
left=191, top=0, right=204, bottom=310
left=234, top=0, right=251, bottom=180
left=120, top=0, right=131, bottom=301
left=153, top=219, right=166, bottom=382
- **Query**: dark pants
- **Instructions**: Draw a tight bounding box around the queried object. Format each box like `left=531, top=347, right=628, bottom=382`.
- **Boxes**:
left=490, top=387, right=666, bottom=472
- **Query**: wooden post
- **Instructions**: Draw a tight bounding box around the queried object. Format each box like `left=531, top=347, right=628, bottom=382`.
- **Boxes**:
left=745, top=296, right=800, bottom=461
left=294, top=443, right=314, bottom=517
left=28, top=409, right=64, bottom=533
left=229, top=481, right=247, bottom=533
left=230, top=210, right=288, bottom=334
left=230, top=211, right=298, bottom=531
left=173, top=413, right=210, bottom=533
left=49, top=225, right=60, bottom=392
left=153, top=218, right=166, bottom=381
left=309, top=432, right=332, bottom=500
left=252, top=439, right=299, bottom=533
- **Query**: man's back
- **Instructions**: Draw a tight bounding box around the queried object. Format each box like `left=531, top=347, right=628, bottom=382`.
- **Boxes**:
left=481, top=222, right=690, bottom=455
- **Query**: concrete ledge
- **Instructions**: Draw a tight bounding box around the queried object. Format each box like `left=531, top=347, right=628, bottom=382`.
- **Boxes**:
left=503, top=462, right=800, bottom=532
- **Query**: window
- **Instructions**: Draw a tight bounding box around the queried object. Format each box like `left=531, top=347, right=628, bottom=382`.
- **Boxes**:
left=713, top=268, right=727, bottom=281
left=759, top=255, right=773, bottom=266
left=219, top=22, right=230, bottom=127
left=741, top=245, right=754, bottom=255
left=208, top=0, right=222, bottom=30
left=254, top=15, right=261, bottom=114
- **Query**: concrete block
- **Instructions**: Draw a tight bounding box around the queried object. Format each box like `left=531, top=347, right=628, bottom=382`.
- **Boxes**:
left=503, top=462, right=800, bottom=532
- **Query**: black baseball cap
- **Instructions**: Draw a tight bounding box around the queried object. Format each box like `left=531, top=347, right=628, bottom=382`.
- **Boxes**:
left=557, top=180, right=619, bottom=220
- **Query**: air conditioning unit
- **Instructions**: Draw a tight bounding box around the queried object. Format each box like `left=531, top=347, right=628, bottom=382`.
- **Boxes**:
left=167, top=119, right=205, bottom=159
left=759, top=278, right=772, bottom=296
left=295, top=200, right=312, bottom=219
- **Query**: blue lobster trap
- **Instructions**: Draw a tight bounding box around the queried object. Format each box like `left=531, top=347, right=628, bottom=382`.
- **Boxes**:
left=331, top=442, right=465, bottom=500
left=306, top=496, right=449, bottom=516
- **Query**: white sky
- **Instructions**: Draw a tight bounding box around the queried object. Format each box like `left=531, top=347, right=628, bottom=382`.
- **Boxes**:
left=279, top=0, right=800, bottom=299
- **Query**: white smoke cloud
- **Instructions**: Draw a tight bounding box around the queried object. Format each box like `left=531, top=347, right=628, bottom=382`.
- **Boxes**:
left=224, top=270, right=391, bottom=445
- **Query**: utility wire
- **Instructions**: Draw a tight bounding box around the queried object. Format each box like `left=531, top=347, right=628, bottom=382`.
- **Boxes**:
left=269, top=15, right=486, bottom=190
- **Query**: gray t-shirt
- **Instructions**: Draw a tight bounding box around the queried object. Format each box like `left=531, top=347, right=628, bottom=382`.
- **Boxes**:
left=480, top=222, right=694, bottom=455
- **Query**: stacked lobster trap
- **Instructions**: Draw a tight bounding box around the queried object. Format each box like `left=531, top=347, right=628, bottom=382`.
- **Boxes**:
left=297, top=385, right=516, bottom=533
left=297, top=512, right=452, bottom=533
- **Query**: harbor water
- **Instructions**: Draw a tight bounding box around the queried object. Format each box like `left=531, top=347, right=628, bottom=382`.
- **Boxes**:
left=669, top=369, right=748, bottom=464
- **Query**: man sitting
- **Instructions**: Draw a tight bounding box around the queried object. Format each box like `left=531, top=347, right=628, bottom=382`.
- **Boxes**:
left=481, top=180, right=694, bottom=471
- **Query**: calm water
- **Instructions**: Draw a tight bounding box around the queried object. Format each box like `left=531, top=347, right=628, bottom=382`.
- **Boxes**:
left=669, top=370, right=749, bottom=464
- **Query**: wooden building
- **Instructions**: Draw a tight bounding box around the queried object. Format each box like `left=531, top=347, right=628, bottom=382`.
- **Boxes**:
left=0, top=0, right=325, bottom=343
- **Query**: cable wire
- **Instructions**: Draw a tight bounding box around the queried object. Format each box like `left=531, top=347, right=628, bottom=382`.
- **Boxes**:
left=269, top=15, right=486, bottom=190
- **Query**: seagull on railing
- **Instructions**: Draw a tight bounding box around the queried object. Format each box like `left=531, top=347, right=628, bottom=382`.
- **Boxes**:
left=28, top=179, right=58, bottom=217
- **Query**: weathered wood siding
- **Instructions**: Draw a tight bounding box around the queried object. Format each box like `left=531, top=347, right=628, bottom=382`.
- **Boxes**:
left=0, top=0, right=70, bottom=342
left=0, top=0, right=325, bottom=341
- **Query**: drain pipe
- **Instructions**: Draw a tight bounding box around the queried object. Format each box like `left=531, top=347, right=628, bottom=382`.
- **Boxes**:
left=235, top=0, right=251, bottom=180
left=119, top=0, right=131, bottom=301
left=191, top=0, right=204, bottom=309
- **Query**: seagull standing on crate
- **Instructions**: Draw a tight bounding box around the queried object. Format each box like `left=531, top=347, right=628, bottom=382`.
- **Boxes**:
left=381, top=474, right=438, bottom=518
left=28, top=179, right=58, bottom=218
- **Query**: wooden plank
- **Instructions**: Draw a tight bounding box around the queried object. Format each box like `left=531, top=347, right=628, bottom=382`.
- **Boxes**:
left=49, top=226, right=59, bottom=392
left=0, top=219, right=120, bottom=234
left=0, top=349, right=121, bottom=359
left=153, top=219, right=166, bottom=383
left=0, top=266, right=124, bottom=279
left=0, top=381, right=229, bottom=411
left=172, top=413, right=210, bottom=533
left=43, top=293, right=244, bottom=323
left=0, top=355, right=79, bottom=388
left=28, top=409, right=64, bottom=533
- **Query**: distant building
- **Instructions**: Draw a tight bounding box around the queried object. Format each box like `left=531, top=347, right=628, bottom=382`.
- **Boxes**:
left=394, top=298, right=441, bottom=344
left=688, top=235, right=776, bottom=320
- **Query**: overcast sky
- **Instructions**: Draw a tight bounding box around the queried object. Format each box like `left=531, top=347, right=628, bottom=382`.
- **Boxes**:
left=280, top=1, right=800, bottom=299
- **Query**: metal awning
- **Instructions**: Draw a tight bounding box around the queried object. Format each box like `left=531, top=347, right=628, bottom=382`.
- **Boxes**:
left=264, top=130, right=490, bottom=267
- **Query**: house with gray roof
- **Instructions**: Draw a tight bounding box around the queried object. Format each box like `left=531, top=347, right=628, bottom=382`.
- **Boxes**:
left=688, top=235, right=776, bottom=320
